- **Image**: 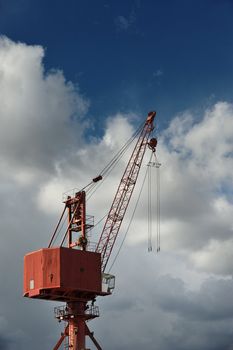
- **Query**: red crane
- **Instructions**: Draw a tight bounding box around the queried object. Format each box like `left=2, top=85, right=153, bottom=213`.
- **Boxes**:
left=23, top=111, right=157, bottom=350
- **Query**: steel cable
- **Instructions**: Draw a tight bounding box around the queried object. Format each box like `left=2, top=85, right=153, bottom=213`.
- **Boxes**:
left=86, top=122, right=144, bottom=201
left=108, top=152, right=153, bottom=272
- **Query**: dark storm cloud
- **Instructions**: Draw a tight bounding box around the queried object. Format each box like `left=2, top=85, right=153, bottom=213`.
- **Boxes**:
left=0, top=336, right=9, bottom=349
left=160, top=318, right=233, bottom=350
left=96, top=272, right=233, bottom=350
left=154, top=275, right=233, bottom=321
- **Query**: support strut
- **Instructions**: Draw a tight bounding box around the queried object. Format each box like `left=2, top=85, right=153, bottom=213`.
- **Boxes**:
left=53, top=301, right=102, bottom=350
left=85, top=325, right=102, bottom=350
left=53, top=325, right=69, bottom=350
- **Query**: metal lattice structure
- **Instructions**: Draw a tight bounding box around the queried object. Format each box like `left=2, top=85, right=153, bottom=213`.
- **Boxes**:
left=96, top=111, right=156, bottom=271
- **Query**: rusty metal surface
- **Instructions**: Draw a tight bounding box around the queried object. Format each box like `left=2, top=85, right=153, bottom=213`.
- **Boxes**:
left=24, top=247, right=102, bottom=300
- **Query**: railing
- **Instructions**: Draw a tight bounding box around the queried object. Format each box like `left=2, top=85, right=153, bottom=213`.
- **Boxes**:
left=62, top=188, right=80, bottom=202
left=86, top=215, right=94, bottom=230
left=54, top=304, right=100, bottom=320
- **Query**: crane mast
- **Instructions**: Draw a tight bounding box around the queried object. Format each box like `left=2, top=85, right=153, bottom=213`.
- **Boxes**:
left=96, top=111, right=157, bottom=271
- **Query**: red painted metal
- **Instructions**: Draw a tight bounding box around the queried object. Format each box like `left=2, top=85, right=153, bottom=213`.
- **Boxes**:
left=24, top=247, right=105, bottom=301
left=65, top=191, right=88, bottom=249
left=68, top=302, right=86, bottom=350
left=23, top=111, right=157, bottom=349
left=24, top=187, right=106, bottom=349
left=48, top=204, right=66, bottom=248
left=53, top=302, right=101, bottom=349
left=96, top=111, right=156, bottom=271
left=85, top=325, right=102, bottom=350
left=53, top=325, right=68, bottom=350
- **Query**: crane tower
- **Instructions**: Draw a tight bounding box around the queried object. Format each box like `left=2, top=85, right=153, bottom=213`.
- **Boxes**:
left=23, top=111, right=157, bottom=349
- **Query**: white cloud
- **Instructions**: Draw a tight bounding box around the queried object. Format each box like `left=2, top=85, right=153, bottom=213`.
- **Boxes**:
left=0, top=36, right=89, bottom=185
left=36, top=113, right=136, bottom=216
left=115, top=8, right=136, bottom=32
left=191, top=238, right=233, bottom=275
left=115, top=15, right=131, bottom=31
left=153, top=69, right=163, bottom=78
left=154, top=103, right=233, bottom=275
left=164, top=102, right=233, bottom=186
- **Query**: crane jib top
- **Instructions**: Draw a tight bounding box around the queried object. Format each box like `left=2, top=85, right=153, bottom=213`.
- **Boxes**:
left=146, top=111, right=156, bottom=126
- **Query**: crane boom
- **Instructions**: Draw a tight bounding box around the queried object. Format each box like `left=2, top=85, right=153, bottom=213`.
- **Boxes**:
left=96, top=111, right=157, bottom=271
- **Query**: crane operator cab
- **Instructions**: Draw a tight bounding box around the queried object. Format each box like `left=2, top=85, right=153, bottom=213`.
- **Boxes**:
left=102, top=273, right=115, bottom=294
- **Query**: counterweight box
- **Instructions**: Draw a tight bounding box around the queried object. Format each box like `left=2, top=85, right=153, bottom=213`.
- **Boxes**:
left=24, top=247, right=102, bottom=301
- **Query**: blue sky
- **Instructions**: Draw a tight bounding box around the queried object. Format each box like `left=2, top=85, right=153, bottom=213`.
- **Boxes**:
left=1, top=1, right=233, bottom=349
left=1, top=0, right=233, bottom=131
